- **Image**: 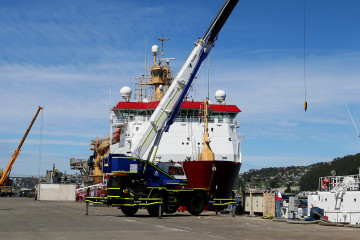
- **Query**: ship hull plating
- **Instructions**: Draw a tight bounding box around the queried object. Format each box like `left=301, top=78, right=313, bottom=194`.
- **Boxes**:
left=183, top=160, right=241, bottom=198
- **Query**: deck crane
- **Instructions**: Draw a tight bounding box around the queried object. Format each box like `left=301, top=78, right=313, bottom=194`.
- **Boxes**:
left=0, top=106, right=43, bottom=196
left=87, top=0, right=239, bottom=217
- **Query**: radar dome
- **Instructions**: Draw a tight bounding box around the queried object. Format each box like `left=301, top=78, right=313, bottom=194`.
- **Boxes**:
left=152, top=45, right=159, bottom=54
left=215, top=90, right=226, bottom=104
left=120, top=86, right=132, bottom=102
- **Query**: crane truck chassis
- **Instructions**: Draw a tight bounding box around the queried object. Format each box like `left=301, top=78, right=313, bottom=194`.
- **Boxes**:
left=85, top=155, right=236, bottom=217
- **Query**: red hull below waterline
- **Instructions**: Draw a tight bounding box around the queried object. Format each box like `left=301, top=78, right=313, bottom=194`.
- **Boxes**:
left=183, top=160, right=241, bottom=198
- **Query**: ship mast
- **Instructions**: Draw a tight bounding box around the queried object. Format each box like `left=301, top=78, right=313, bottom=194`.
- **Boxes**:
left=158, top=33, right=169, bottom=64
left=134, top=35, right=174, bottom=102
left=198, top=99, right=215, bottom=161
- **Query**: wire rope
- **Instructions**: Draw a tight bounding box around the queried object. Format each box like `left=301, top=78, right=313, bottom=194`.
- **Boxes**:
left=304, top=0, right=308, bottom=111
left=38, top=109, right=43, bottom=178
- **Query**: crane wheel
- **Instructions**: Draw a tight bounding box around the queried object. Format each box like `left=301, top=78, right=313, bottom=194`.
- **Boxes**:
left=120, top=205, right=139, bottom=216
left=164, top=207, right=178, bottom=214
left=186, top=192, right=206, bottom=216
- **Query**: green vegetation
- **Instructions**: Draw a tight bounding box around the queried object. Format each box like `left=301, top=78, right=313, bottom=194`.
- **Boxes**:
left=299, top=153, right=360, bottom=191
left=238, top=153, right=360, bottom=192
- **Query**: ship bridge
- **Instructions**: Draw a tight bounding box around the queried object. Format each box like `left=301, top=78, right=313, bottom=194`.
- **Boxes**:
left=110, top=100, right=242, bottom=163
left=112, top=101, right=241, bottom=126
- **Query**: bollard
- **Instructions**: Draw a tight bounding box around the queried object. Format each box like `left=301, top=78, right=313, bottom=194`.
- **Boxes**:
left=86, top=201, right=89, bottom=216
left=158, top=204, right=162, bottom=219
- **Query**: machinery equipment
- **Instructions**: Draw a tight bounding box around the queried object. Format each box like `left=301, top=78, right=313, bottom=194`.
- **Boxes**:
left=0, top=106, right=43, bottom=196
left=86, top=0, right=238, bottom=216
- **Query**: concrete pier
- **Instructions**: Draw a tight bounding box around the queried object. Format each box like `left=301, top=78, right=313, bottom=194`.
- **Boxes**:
left=0, top=198, right=359, bottom=239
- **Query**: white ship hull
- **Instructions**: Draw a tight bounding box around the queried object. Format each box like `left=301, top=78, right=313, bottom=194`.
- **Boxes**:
left=308, top=191, right=360, bottom=224
left=308, top=174, right=360, bottom=224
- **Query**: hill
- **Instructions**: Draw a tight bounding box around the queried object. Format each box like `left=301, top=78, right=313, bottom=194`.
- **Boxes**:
left=237, top=153, right=360, bottom=191
left=299, top=153, right=360, bottom=190
left=238, top=166, right=308, bottom=191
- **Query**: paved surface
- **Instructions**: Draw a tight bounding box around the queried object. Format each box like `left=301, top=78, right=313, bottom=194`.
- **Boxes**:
left=0, top=198, right=359, bottom=240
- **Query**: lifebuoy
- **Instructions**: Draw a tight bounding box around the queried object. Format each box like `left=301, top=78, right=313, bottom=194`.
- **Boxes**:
left=322, top=178, right=329, bottom=190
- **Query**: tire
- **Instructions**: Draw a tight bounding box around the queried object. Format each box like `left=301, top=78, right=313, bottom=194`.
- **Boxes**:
left=120, top=205, right=139, bottom=216
left=164, top=207, right=178, bottom=214
left=187, top=192, right=206, bottom=216
left=147, top=192, right=165, bottom=217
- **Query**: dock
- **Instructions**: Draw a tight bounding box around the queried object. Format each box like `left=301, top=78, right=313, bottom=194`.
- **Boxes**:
left=1, top=198, right=359, bottom=240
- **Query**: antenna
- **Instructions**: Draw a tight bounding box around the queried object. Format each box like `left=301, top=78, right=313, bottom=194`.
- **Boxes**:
left=110, top=71, right=113, bottom=109
left=345, top=103, right=360, bottom=137
left=157, top=33, right=169, bottom=64
left=145, top=36, right=148, bottom=99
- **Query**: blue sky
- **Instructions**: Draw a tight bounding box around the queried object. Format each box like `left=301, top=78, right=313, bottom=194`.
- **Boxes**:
left=0, top=0, right=359, bottom=176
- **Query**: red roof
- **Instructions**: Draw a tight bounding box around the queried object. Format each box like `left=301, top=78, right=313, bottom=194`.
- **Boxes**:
left=114, top=101, right=241, bottom=112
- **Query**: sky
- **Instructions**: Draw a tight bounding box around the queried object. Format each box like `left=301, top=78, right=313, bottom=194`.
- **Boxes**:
left=0, top=0, right=360, bottom=176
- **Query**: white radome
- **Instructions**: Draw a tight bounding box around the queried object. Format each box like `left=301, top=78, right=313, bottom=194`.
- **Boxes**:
left=152, top=45, right=159, bottom=54
left=215, top=90, right=226, bottom=103
left=120, top=86, right=132, bottom=101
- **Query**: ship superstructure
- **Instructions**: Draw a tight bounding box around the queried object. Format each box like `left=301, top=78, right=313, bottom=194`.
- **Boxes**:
left=111, top=99, right=241, bottom=164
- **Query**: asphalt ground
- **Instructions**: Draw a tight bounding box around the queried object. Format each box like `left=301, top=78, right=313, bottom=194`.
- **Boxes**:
left=0, top=198, right=359, bottom=240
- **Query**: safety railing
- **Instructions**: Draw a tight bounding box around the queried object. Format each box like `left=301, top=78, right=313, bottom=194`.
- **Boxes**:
left=112, top=116, right=237, bottom=125
left=318, top=174, right=360, bottom=192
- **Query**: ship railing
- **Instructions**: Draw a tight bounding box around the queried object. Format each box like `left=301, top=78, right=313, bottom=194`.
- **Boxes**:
left=112, top=117, right=129, bottom=126
left=175, top=117, right=236, bottom=124
left=112, top=116, right=237, bottom=125
left=318, top=174, right=360, bottom=192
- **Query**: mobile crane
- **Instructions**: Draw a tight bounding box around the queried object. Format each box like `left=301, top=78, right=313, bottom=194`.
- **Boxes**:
left=0, top=106, right=43, bottom=196
left=86, top=0, right=239, bottom=216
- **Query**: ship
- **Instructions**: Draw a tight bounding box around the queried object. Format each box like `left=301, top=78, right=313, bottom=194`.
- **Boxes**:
left=110, top=37, right=242, bottom=199
left=308, top=169, right=360, bottom=224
